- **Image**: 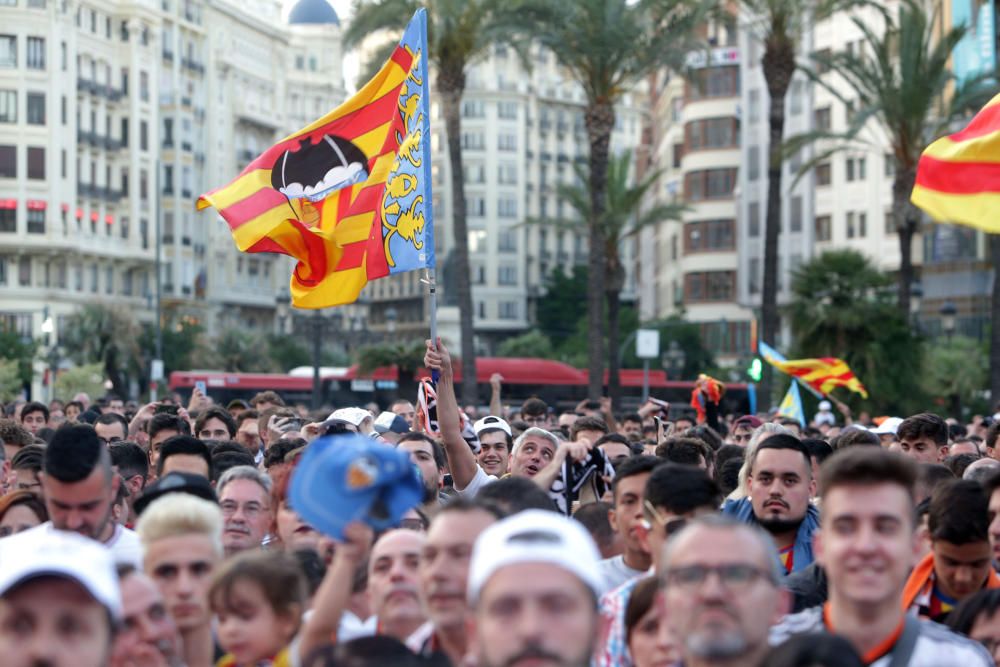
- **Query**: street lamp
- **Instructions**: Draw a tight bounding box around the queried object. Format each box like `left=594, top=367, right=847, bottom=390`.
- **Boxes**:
left=940, top=301, right=957, bottom=341
left=275, top=293, right=291, bottom=335
left=662, top=340, right=686, bottom=380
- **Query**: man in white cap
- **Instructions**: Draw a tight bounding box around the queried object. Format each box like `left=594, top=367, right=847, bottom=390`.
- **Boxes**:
left=468, top=509, right=604, bottom=667
left=330, top=407, right=377, bottom=437
left=0, top=528, right=122, bottom=667
left=814, top=400, right=836, bottom=427
left=872, top=417, right=903, bottom=447
left=473, top=415, right=514, bottom=478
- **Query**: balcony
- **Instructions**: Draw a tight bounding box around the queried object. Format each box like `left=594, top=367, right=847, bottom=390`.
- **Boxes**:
left=181, top=190, right=191, bottom=199
left=181, top=58, right=205, bottom=74
left=104, top=136, right=122, bottom=151
left=162, top=138, right=174, bottom=149
left=76, top=78, right=97, bottom=95
left=180, top=96, right=192, bottom=108
left=77, top=182, right=94, bottom=197
left=162, top=50, right=174, bottom=62
left=105, top=87, right=125, bottom=103
left=180, top=141, right=192, bottom=152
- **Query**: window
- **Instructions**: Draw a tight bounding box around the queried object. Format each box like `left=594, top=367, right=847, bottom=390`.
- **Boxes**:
left=105, top=266, right=113, bottom=294
left=684, top=219, right=735, bottom=253
left=0, top=209, right=14, bottom=231
left=61, top=95, right=66, bottom=124
left=685, top=168, right=737, bottom=201
left=27, top=147, right=44, bottom=179
left=673, top=143, right=683, bottom=168
left=121, top=118, right=129, bottom=146
left=498, top=229, right=517, bottom=252
left=19, top=257, right=31, bottom=286
left=748, top=146, right=760, bottom=181
left=858, top=212, right=867, bottom=238
left=140, top=71, right=149, bottom=102
left=26, top=208, right=44, bottom=234
left=814, top=106, right=831, bottom=131
left=163, top=164, right=173, bottom=193
left=789, top=80, right=803, bottom=114
left=498, top=163, right=517, bottom=184
left=498, top=266, right=517, bottom=285
left=498, top=133, right=517, bottom=151
left=140, top=121, right=148, bottom=151
left=498, top=101, right=517, bottom=119
left=0, top=90, right=14, bottom=122
left=749, top=257, right=761, bottom=294
left=295, top=55, right=303, bottom=70
left=847, top=211, right=856, bottom=238
left=0, top=36, right=15, bottom=67
left=884, top=154, right=895, bottom=177
left=846, top=158, right=856, bottom=181
left=461, top=132, right=484, bottom=150
left=461, top=100, right=484, bottom=118
left=748, top=89, right=760, bottom=123
left=163, top=118, right=173, bottom=147
left=815, top=214, right=831, bottom=241
left=686, top=117, right=738, bottom=150
left=499, top=301, right=518, bottom=320
left=748, top=201, right=760, bottom=237
left=790, top=196, right=802, bottom=232
left=815, top=162, right=831, bottom=186
left=26, top=37, right=45, bottom=69
left=884, top=208, right=896, bottom=235
left=61, top=40, right=66, bottom=70
left=498, top=197, right=517, bottom=218
left=687, top=65, right=738, bottom=100
left=465, top=196, right=485, bottom=217
left=468, top=229, right=487, bottom=252
left=684, top=271, right=735, bottom=302
left=463, top=163, right=485, bottom=184
left=61, top=149, right=66, bottom=178
left=26, top=92, right=45, bottom=125
left=140, top=169, right=148, bottom=200
left=89, top=264, right=98, bottom=292
left=0, top=145, right=14, bottom=178
left=858, top=157, right=866, bottom=180
left=814, top=48, right=831, bottom=74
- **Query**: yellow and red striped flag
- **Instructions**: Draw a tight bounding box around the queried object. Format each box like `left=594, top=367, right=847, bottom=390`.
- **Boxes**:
left=769, top=357, right=869, bottom=399
left=911, top=92, right=1000, bottom=231
left=197, top=10, right=433, bottom=308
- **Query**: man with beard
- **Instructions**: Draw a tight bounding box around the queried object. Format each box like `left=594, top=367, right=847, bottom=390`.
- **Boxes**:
left=397, top=433, right=448, bottom=512
left=771, top=447, right=992, bottom=665
left=659, top=515, right=789, bottom=667
left=0, top=528, right=122, bottom=667
left=138, top=493, right=224, bottom=667
left=216, top=465, right=272, bottom=555
left=111, top=565, right=184, bottom=667
left=723, top=434, right=819, bottom=574
left=407, top=499, right=501, bottom=664
left=468, top=509, right=604, bottom=667
left=368, top=529, right=427, bottom=641
left=38, top=423, right=143, bottom=567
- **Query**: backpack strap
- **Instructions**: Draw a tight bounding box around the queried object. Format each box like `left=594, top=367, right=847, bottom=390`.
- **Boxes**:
left=886, top=615, right=921, bottom=667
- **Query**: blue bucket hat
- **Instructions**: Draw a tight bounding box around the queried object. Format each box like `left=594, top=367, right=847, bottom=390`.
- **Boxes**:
left=289, top=433, right=424, bottom=540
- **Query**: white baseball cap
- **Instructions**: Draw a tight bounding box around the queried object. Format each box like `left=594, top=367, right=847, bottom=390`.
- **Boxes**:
left=473, top=415, right=512, bottom=438
left=467, top=509, right=602, bottom=604
left=0, top=526, right=122, bottom=621
left=328, top=407, right=371, bottom=427
left=818, top=400, right=832, bottom=411
left=872, top=417, right=903, bottom=435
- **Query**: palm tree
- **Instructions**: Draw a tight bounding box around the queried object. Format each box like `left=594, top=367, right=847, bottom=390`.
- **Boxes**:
left=738, top=0, right=858, bottom=408
left=527, top=150, right=686, bottom=404
left=788, top=0, right=991, bottom=316
left=516, top=0, right=704, bottom=400
left=346, top=0, right=515, bottom=407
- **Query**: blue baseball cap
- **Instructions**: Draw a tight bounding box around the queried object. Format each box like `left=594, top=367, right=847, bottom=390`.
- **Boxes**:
left=289, top=433, right=424, bottom=541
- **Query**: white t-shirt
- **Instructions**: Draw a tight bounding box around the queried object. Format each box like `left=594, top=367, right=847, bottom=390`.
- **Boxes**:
left=597, top=555, right=647, bottom=596
left=456, top=465, right=498, bottom=498
left=29, top=522, right=143, bottom=569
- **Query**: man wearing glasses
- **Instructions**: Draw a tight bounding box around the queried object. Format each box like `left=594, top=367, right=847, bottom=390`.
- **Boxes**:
left=215, top=465, right=272, bottom=556
left=595, top=464, right=722, bottom=667
left=95, top=413, right=129, bottom=446
left=659, top=514, right=789, bottom=667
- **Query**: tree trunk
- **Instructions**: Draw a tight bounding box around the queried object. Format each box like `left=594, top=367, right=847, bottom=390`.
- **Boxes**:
left=990, top=234, right=1000, bottom=407
left=606, top=259, right=625, bottom=407
left=893, top=167, right=919, bottom=316
left=760, top=35, right=795, bottom=410
left=585, top=101, right=615, bottom=400
left=438, top=66, right=478, bottom=407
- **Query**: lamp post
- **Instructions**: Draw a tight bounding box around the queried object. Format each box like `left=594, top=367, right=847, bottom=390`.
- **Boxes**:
left=910, top=280, right=924, bottom=329
left=940, top=301, right=957, bottom=342
left=40, top=310, right=58, bottom=403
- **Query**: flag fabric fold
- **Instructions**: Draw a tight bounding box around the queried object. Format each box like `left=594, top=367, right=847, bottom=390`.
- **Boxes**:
left=758, top=341, right=823, bottom=398
left=777, top=381, right=806, bottom=427
left=769, top=357, right=869, bottom=399
left=911, top=92, right=1000, bottom=232
left=197, top=9, right=434, bottom=308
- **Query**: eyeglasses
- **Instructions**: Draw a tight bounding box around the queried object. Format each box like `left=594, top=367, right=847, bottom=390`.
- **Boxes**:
left=220, top=501, right=269, bottom=518
left=662, top=564, right=775, bottom=591
left=98, top=436, right=123, bottom=446
left=643, top=500, right=688, bottom=537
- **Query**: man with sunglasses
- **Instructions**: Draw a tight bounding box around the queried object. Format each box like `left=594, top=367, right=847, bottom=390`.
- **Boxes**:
left=596, top=464, right=722, bottom=667
left=660, top=515, right=789, bottom=667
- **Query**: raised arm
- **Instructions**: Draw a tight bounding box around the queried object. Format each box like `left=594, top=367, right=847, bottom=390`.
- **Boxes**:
left=424, top=339, right=480, bottom=491
left=489, top=373, right=504, bottom=417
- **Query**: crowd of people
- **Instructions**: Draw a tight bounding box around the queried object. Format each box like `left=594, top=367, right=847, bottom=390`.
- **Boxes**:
left=1, top=339, right=1000, bottom=666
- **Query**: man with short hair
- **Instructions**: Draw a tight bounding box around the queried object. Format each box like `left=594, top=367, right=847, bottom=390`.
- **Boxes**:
left=110, top=441, right=149, bottom=501
left=95, top=412, right=129, bottom=445
left=729, top=415, right=762, bottom=447
left=597, top=456, right=659, bottom=594
left=10, top=444, right=44, bottom=495
left=39, top=423, right=143, bottom=567
left=408, top=499, right=500, bottom=664
left=156, top=435, right=212, bottom=479
left=468, top=509, right=604, bottom=667
left=595, top=433, right=633, bottom=466
left=618, top=413, right=644, bottom=442
left=249, top=390, right=284, bottom=412
left=369, top=528, right=427, bottom=642
left=398, top=432, right=447, bottom=511
left=147, top=414, right=191, bottom=471
left=65, top=400, right=84, bottom=423
left=772, top=447, right=993, bottom=665
left=660, top=515, right=789, bottom=667
left=19, top=400, right=49, bottom=435
left=0, top=528, right=122, bottom=667
left=111, top=565, right=183, bottom=667
left=572, top=415, right=609, bottom=446
left=473, top=416, right=513, bottom=478
left=104, top=395, right=125, bottom=416
left=234, top=408, right=261, bottom=460
left=391, top=398, right=417, bottom=428
left=193, top=406, right=236, bottom=441
left=0, top=418, right=34, bottom=464
left=596, top=464, right=722, bottom=667
left=520, top=397, right=551, bottom=428
left=898, top=412, right=950, bottom=463
left=903, top=479, right=1000, bottom=621
left=723, top=434, right=819, bottom=574
left=216, top=465, right=272, bottom=555
left=137, top=493, right=224, bottom=667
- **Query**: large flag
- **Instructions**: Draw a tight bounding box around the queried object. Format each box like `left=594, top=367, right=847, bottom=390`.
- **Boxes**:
left=758, top=341, right=823, bottom=398
left=911, top=92, right=1000, bottom=232
left=770, top=357, right=869, bottom=399
left=777, top=381, right=806, bottom=427
left=197, top=10, right=434, bottom=307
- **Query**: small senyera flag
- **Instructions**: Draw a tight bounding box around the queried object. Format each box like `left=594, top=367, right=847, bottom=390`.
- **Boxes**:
left=777, top=381, right=806, bottom=427
left=770, top=357, right=869, bottom=399
left=198, top=10, right=434, bottom=308
left=911, top=92, right=1000, bottom=232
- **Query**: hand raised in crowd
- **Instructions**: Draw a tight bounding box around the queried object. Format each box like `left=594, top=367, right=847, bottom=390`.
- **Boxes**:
left=301, top=421, right=323, bottom=443
left=187, top=385, right=209, bottom=412
left=127, top=401, right=157, bottom=435
left=424, top=338, right=453, bottom=380
left=489, top=373, right=503, bottom=391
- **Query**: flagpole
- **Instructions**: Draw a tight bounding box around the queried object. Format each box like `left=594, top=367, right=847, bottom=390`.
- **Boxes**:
left=415, top=8, right=439, bottom=383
